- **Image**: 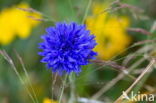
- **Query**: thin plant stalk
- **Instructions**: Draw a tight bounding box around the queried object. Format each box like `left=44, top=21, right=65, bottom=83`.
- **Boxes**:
left=68, top=73, right=76, bottom=103
left=82, top=0, right=92, bottom=24
left=114, top=59, right=155, bottom=103
left=91, top=57, right=145, bottom=99
left=0, top=50, right=37, bottom=103
left=52, top=73, right=58, bottom=100
left=15, top=51, right=39, bottom=103
left=58, top=74, right=68, bottom=103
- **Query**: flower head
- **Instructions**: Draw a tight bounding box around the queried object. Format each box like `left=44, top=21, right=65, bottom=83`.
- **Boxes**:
left=39, top=22, right=97, bottom=75
left=86, top=3, right=131, bottom=60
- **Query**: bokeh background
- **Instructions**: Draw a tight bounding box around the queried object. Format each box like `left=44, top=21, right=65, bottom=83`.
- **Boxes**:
left=0, top=0, right=156, bottom=103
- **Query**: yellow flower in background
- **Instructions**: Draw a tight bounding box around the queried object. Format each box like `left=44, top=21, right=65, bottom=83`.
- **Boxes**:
left=86, top=3, right=131, bottom=60
left=0, top=3, right=41, bottom=45
left=0, top=9, right=15, bottom=45
left=43, top=98, right=58, bottom=103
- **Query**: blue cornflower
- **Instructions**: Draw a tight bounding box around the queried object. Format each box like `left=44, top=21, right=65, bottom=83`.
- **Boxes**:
left=38, top=22, right=97, bottom=75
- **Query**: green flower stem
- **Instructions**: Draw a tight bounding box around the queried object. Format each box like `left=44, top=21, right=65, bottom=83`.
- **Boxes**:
left=68, top=73, right=76, bottom=103
left=58, top=74, right=68, bottom=103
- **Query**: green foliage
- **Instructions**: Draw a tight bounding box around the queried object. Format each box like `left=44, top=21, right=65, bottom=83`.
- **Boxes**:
left=0, top=0, right=156, bottom=103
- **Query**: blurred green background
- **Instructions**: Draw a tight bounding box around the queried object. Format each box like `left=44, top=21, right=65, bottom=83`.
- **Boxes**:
left=0, top=0, right=156, bottom=103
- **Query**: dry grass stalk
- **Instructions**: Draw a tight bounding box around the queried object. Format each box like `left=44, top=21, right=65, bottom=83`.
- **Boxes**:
left=114, top=59, right=155, bottom=103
